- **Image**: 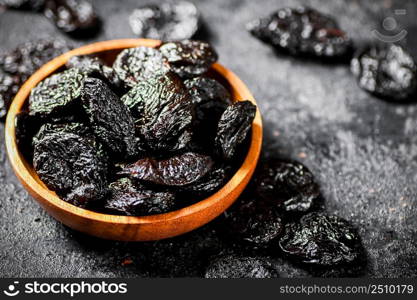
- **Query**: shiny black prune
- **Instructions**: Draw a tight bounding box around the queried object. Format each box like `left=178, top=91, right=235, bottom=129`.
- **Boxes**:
left=279, top=212, right=362, bottom=266
left=0, top=70, right=21, bottom=120
left=81, top=78, right=137, bottom=159
left=113, top=47, right=170, bottom=88
left=351, top=44, right=417, bottom=101
left=43, top=0, right=100, bottom=36
left=205, top=255, right=279, bottom=278
left=129, top=1, right=200, bottom=41
left=0, top=39, right=71, bottom=82
left=178, top=166, right=229, bottom=196
left=119, top=152, right=214, bottom=187
left=28, top=68, right=86, bottom=117
left=215, top=101, right=256, bottom=161
left=159, top=40, right=218, bottom=78
left=32, top=122, right=88, bottom=146
left=33, top=132, right=108, bottom=207
left=247, top=6, right=351, bottom=59
left=223, top=199, right=284, bottom=248
left=255, top=159, right=320, bottom=213
left=104, top=178, right=176, bottom=216
left=0, top=0, right=44, bottom=10
left=121, top=72, right=194, bottom=152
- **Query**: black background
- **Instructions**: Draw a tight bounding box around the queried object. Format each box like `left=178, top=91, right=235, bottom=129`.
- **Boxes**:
left=1, top=0, right=417, bottom=277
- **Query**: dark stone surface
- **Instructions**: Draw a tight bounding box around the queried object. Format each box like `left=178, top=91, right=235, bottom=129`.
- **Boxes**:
left=1, top=0, right=417, bottom=278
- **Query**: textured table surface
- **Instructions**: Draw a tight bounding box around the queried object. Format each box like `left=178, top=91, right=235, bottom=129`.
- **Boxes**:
left=1, top=0, right=417, bottom=278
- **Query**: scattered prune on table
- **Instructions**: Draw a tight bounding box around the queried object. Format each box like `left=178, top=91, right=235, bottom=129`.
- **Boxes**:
left=223, top=198, right=284, bottom=248
left=205, top=255, right=279, bottom=278
left=279, top=212, right=362, bottom=266
left=129, top=1, right=200, bottom=41
left=43, top=0, right=100, bottom=36
left=113, top=46, right=170, bottom=88
left=159, top=40, right=218, bottom=78
left=0, top=0, right=44, bottom=10
left=104, top=178, right=176, bottom=216
left=0, top=70, right=21, bottom=120
left=28, top=68, right=86, bottom=117
left=121, top=72, right=194, bottom=152
left=33, top=131, right=108, bottom=207
left=81, top=78, right=137, bottom=159
left=215, top=101, right=256, bottom=161
left=119, top=152, right=214, bottom=187
left=0, top=39, right=71, bottom=82
left=351, top=44, right=417, bottom=101
left=255, top=159, right=320, bottom=213
left=247, top=6, right=351, bottom=59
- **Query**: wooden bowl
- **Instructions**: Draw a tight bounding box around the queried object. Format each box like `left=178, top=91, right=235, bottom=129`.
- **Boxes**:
left=5, top=39, right=263, bottom=241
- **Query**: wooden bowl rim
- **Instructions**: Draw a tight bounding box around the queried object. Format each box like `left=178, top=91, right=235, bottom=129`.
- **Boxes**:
left=5, top=39, right=263, bottom=226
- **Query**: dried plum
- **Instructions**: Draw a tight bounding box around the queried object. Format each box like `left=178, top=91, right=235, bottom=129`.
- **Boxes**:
left=255, top=159, right=320, bottom=213
left=159, top=40, right=218, bottom=78
left=104, top=178, right=176, bottom=216
left=33, top=122, right=88, bottom=147
left=223, top=198, right=284, bottom=248
left=81, top=78, right=137, bottom=159
left=113, top=47, right=170, bottom=88
left=43, top=0, right=100, bottom=36
left=33, top=132, right=108, bottom=207
left=0, top=70, right=21, bottom=120
left=15, top=111, right=42, bottom=160
left=351, top=44, right=417, bottom=101
left=121, top=72, right=194, bottom=152
left=129, top=1, right=200, bottom=41
left=205, top=255, right=279, bottom=278
left=0, top=0, right=44, bottom=10
left=247, top=6, right=351, bottom=59
left=215, top=101, right=256, bottom=161
left=179, top=166, right=229, bottom=196
left=279, top=212, right=362, bottom=266
left=119, top=152, right=214, bottom=187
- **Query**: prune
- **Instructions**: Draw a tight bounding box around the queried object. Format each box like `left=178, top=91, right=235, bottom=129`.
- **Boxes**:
left=33, top=122, right=88, bottom=146
left=33, top=132, right=108, bottom=207
left=255, top=159, right=320, bottom=213
left=214, top=101, right=256, bottom=161
left=0, top=0, right=44, bottom=10
left=179, top=166, right=229, bottom=196
left=104, top=178, right=176, bottom=216
left=223, top=199, right=284, bottom=248
left=351, top=44, right=417, bottom=101
left=43, top=0, right=100, bottom=36
left=279, top=212, right=362, bottom=266
left=0, top=39, right=71, bottom=82
left=15, top=111, right=42, bottom=160
left=129, top=1, right=200, bottom=41
left=159, top=40, right=218, bottom=78
left=121, top=72, right=194, bottom=152
left=205, top=255, right=279, bottom=278
left=113, top=47, right=170, bottom=88
left=29, top=68, right=86, bottom=117
left=247, top=6, right=351, bottom=58
left=119, top=152, right=214, bottom=187
left=0, top=70, right=21, bottom=120
left=81, top=78, right=137, bottom=159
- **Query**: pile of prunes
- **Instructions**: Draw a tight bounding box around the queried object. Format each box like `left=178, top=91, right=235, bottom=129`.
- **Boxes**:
left=15, top=40, right=257, bottom=216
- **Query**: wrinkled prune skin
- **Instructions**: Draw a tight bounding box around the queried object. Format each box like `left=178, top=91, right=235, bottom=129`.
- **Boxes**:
left=104, top=178, right=176, bottom=216
left=121, top=72, right=194, bottom=152
left=119, top=152, right=214, bottom=187
left=32, top=122, right=88, bottom=146
left=255, top=159, right=320, bottom=213
left=0, top=39, right=71, bottom=82
left=179, top=166, right=228, bottom=196
left=81, top=78, right=137, bottom=159
left=215, top=101, right=256, bottom=161
left=33, top=132, right=108, bottom=207
left=351, top=44, right=417, bottom=101
left=129, top=1, right=200, bottom=41
left=279, top=212, right=362, bottom=266
left=223, top=199, right=284, bottom=248
left=29, top=68, right=86, bottom=117
left=205, top=255, right=279, bottom=278
left=43, top=0, right=100, bottom=36
left=113, top=47, right=170, bottom=88
left=0, top=70, right=21, bottom=120
left=159, top=40, right=218, bottom=78
left=247, top=6, right=351, bottom=59
left=0, top=0, right=44, bottom=10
